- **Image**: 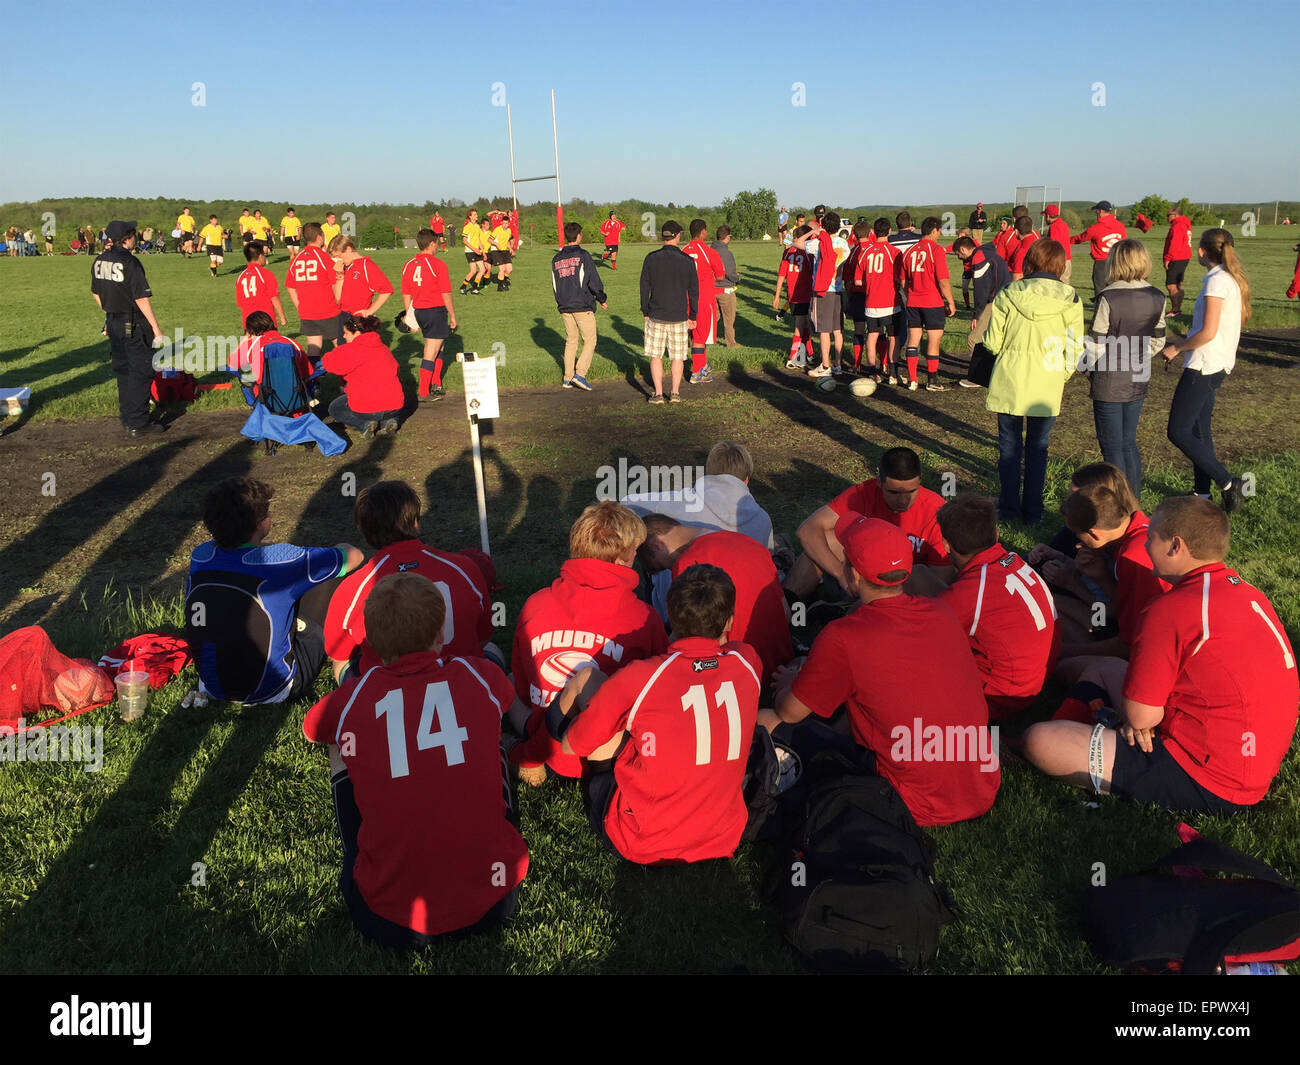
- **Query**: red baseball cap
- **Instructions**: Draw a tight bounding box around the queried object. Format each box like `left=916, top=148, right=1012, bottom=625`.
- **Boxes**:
left=1042, top=204, right=1060, bottom=217
left=833, top=513, right=913, bottom=586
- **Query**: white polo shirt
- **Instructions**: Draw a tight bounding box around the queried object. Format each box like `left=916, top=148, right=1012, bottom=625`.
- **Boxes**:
left=1184, top=264, right=1242, bottom=376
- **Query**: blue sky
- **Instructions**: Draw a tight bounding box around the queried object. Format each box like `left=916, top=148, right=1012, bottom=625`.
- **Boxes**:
left=3, top=0, right=1296, bottom=207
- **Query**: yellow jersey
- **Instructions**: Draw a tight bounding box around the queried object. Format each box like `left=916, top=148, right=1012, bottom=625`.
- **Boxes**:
left=250, top=217, right=272, bottom=238
left=280, top=215, right=302, bottom=237
left=321, top=222, right=341, bottom=245
left=177, top=214, right=195, bottom=233
left=238, top=215, right=254, bottom=234
left=199, top=223, right=224, bottom=246
left=463, top=225, right=482, bottom=251
left=492, top=225, right=511, bottom=250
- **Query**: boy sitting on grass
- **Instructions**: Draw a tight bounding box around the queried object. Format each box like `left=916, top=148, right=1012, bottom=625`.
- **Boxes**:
left=550, top=564, right=761, bottom=865
left=304, top=574, right=532, bottom=947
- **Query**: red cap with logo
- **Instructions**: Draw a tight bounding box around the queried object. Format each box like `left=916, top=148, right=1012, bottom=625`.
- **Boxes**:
left=1042, top=204, right=1060, bottom=217
left=833, top=513, right=913, bottom=586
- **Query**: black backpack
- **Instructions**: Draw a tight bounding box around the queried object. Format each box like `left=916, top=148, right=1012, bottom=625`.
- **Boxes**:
left=775, top=750, right=956, bottom=974
left=1083, top=829, right=1300, bottom=974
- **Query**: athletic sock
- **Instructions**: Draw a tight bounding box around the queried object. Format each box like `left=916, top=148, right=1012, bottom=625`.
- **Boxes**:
left=789, top=335, right=803, bottom=359
left=926, top=356, right=940, bottom=375
left=853, top=335, right=864, bottom=368
left=906, top=346, right=920, bottom=382
left=691, top=346, right=706, bottom=374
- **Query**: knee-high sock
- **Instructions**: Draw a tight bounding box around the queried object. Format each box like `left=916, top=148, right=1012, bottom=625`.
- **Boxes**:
left=905, top=346, right=919, bottom=382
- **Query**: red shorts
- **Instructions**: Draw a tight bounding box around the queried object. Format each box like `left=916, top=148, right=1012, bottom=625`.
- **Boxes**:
left=692, top=301, right=717, bottom=346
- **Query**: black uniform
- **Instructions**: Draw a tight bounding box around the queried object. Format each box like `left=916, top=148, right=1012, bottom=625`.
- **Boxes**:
left=92, top=245, right=156, bottom=430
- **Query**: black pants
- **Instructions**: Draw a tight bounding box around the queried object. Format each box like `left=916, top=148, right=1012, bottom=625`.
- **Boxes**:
left=1166, top=368, right=1230, bottom=494
left=286, top=576, right=344, bottom=701
left=106, top=315, right=156, bottom=430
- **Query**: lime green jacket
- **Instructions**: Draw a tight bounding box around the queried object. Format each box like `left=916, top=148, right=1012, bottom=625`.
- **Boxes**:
left=984, top=276, right=1084, bottom=417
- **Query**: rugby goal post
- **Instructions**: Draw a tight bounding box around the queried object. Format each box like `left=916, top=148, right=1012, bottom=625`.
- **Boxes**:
left=506, top=90, right=564, bottom=248
left=1013, top=185, right=1064, bottom=223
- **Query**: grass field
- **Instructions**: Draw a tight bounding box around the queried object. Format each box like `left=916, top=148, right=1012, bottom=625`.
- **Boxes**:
left=1, top=223, right=1298, bottom=974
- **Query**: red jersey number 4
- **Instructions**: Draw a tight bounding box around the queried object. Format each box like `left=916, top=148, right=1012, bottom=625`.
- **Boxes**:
left=375, top=680, right=470, bottom=777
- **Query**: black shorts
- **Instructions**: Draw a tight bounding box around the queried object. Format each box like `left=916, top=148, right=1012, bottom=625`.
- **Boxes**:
left=604, top=243, right=618, bottom=253
left=414, top=306, right=449, bottom=340
left=907, top=305, right=947, bottom=330
left=790, top=301, right=811, bottom=318
left=1165, top=259, right=1189, bottom=286
left=582, top=769, right=622, bottom=857
left=866, top=314, right=896, bottom=335
left=284, top=236, right=300, bottom=248
left=465, top=251, right=481, bottom=264
left=1110, top=733, right=1247, bottom=814
left=846, top=294, right=867, bottom=323
left=300, top=314, right=342, bottom=339
left=205, top=245, right=223, bottom=257
left=242, top=231, right=254, bottom=243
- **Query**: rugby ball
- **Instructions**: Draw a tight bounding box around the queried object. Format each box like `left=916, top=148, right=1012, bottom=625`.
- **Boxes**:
left=537, top=650, right=599, bottom=690
left=850, top=376, right=878, bottom=398
left=815, top=376, right=837, bottom=392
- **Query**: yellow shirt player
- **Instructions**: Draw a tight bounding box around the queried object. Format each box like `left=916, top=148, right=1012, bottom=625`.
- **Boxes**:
left=199, top=216, right=225, bottom=276
left=177, top=208, right=196, bottom=257
left=280, top=210, right=302, bottom=248
left=238, top=210, right=254, bottom=236
left=321, top=214, right=341, bottom=246
left=490, top=223, right=514, bottom=289
left=250, top=213, right=272, bottom=240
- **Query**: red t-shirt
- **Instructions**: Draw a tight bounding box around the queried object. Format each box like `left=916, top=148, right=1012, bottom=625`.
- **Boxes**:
left=898, top=238, right=950, bottom=308
left=320, top=331, right=404, bottom=415
left=285, top=246, right=340, bottom=320
left=792, top=595, right=999, bottom=826
left=1047, top=218, right=1072, bottom=259
left=510, top=557, right=668, bottom=777
left=430, top=215, right=445, bottom=234
left=338, top=256, right=394, bottom=314
left=302, top=651, right=528, bottom=935
left=673, top=530, right=793, bottom=685
left=1072, top=216, right=1127, bottom=260
left=1163, top=215, right=1192, bottom=265
left=400, top=253, right=451, bottom=309
left=1289, top=249, right=1300, bottom=299
left=993, top=227, right=1014, bottom=262
left=684, top=239, right=725, bottom=308
left=235, top=263, right=280, bottom=323
left=828, top=479, right=948, bottom=566
left=941, top=544, right=1060, bottom=717
left=778, top=248, right=814, bottom=303
left=567, top=636, right=761, bottom=864
left=599, top=218, right=626, bottom=246
left=1111, top=510, right=1171, bottom=646
left=1011, top=231, right=1039, bottom=275
left=862, top=240, right=901, bottom=314
left=842, top=244, right=868, bottom=299
left=1123, top=563, right=1299, bottom=805
left=324, top=539, right=492, bottom=671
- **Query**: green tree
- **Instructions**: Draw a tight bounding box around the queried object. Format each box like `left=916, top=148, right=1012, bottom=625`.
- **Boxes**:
left=722, top=188, right=778, bottom=240
left=360, top=218, right=395, bottom=249
left=1131, top=193, right=1172, bottom=224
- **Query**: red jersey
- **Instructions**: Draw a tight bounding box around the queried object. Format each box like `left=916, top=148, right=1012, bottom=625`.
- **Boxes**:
left=235, top=263, right=280, bottom=323
left=1289, top=249, right=1300, bottom=300
left=993, top=227, right=1015, bottom=262
left=599, top=218, right=626, bottom=246
left=862, top=240, right=901, bottom=314
left=1011, top=231, right=1039, bottom=275
left=320, top=331, right=403, bottom=415
left=808, top=229, right=836, bottom=296
left=778, top=248, right=814, bottom=303
left=338, top=256, right=394, bottom=314
left=302, top=651, right=528, bottom=935
left=400, top=253, right=451, bottom=309
left=673, top=531, right=793, bottom=684
left=1134, top=212, right=1154, bottom=233
left=828, top=479, right=948, bottom=566
left=430, top=214, right=445, bottom=234
left=941, top=544, right=1060, bottom=717
left=898, top=237, right=950, bottom=308
left=684, top=239, right=725, bottom=308
left=510, top=557, right=668, bottom=777
left=324, top=539, right=492, bottom=672
left=1110, top=510, right=1171, bottom=646
left=842, top=244, right=869, bottom=298
left=567, top=636, right=761, bottom=864
left=1047, top=218, right=1072, bottom=259
left=792, top=595, right=999, bottom=826
left=1073, top=216, right=1127, bottom=260
left=1163, top=215, right=1192, bottom=266
left=285, top=246, right=340, bottom=320
left=1123, top=564, right=1299, bottom=805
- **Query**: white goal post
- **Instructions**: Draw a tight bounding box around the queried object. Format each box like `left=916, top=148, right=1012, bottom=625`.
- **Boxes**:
left=1013, top=185, right=1064, bottom=223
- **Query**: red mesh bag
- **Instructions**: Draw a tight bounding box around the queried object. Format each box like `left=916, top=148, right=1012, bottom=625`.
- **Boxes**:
left=0, top=626, right=115, bottom=730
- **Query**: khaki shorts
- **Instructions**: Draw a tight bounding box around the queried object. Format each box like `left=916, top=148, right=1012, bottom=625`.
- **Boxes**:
left=644, top=318, right=690, bottom=361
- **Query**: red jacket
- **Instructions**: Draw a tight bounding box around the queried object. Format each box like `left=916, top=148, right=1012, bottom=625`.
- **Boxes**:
left=321, top=331, right=403, bottom=414
left=1072, top=215, right=1127, bottom=260
left=1288, top=248, right=1300, bottom=299
left=809, top=229, right=836, bottom=295
left=1163, top=215, right=1193, bottom=266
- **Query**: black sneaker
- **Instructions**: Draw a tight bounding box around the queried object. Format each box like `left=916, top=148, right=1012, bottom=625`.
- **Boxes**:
left=459, top=284, right=469, bottom=295
left=1221, top=479, right=1245, bottom=514
left=125, top=422, right=166, bottom=437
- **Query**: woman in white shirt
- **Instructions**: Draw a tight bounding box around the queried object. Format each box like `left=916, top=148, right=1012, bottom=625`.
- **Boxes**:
left=1162, top=228, right=1251, bottom=512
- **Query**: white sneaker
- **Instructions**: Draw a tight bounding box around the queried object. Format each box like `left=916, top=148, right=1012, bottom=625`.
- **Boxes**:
left=808, top=364, right=832, bottom=379
left=958, top=379, right=981, bottom=388
left=907, top=379, right=919, bottom=391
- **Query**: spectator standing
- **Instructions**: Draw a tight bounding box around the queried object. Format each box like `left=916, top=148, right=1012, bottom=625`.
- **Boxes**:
left=968, top=202, right=987, bottom=243
left=710, top=225, right=740, bottom=348
left=1042, top=204, right=1073, bottom=283
left=1071, top=200, right=1127, bottom=301
left=551, top=221, right=607, bottom=391
left=639, top=220, right=698, bottom=405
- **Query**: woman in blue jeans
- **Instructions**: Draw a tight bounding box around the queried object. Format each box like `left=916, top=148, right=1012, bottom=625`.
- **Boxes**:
left=1162, top=228, right=1250, bottom=513
left=1085, top=239, right=1167, bottom=498
left=984, top=239, right=1084, bottom=524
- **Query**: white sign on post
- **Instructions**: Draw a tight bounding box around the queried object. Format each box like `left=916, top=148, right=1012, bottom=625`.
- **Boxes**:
left=460, top=352, right=500, bottom=420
